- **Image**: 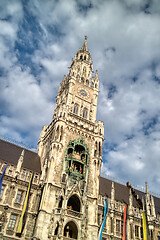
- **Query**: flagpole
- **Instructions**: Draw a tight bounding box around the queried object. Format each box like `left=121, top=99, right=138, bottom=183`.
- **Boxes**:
left=98, top=198, right=108, bottom=240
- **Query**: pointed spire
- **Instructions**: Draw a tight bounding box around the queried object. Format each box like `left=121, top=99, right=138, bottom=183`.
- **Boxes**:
left=151, top=195, right=156, bottom=217
left=111, top=181, right=115, bottom=200
left=145, top=181, right=149, bottom=194
left=81, top=36, right=88, bottom=51
left=15, top=149, right=24, bottom=176
left=95, top=70, right=99, bottom=80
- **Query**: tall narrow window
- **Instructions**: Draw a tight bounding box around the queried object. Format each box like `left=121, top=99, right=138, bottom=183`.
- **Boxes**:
left=116, top=219, right=121, bottom=233
left=16, top=190, right=23, bottom=204
left=94, top=141, right=97, bottom=157
left=135, top=225, right=139, bottom=238
left=8, top=214, right=17, bottom=230
left=140, top=227, right=143, bottom=239
left=60, top=126, right=63, bottom=141
left=0, top=185, right=5, bottom=198
left=56, top=126, right=59, bottom=140
left=83, top=108, right=88, bottom=119
left=99, top=142, right=101, bottom=157
left=73, top=104, right=79, bottom=115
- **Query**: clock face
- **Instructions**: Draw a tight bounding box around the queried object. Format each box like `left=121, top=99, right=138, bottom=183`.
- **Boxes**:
left=80, top=89, right=87, bottom=96
left=78, top=88, right=89, bottom=98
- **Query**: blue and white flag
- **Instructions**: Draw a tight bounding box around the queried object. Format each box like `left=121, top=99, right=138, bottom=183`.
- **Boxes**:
left=98, top=198, right=108, bottom=240
left=0, top=164, right=8, bottom=196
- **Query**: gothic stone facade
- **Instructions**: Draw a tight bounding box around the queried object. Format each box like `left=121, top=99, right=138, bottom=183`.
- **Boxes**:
left=0, top=38, right=160, bottom=240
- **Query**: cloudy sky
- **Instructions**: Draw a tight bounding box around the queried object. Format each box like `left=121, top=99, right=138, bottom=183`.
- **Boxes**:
left=1, top=0, right=160, bottom=194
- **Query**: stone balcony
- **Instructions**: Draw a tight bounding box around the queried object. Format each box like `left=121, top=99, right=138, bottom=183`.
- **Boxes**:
left=54, top=208, right=82, bottom=219
left=52, top=237, right=76, bottom=240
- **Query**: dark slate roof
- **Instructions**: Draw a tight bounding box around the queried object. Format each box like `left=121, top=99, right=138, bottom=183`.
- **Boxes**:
left=99, top=176, right=160, bottom=214
left=0, top=140, right=41, bottom=173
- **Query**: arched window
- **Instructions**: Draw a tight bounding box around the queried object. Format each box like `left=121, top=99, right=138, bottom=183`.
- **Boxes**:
left=76, top=74, right=80, bottom=81
left=63, top=221, right=78, bottom=239
left=54, top=222, right=59, bottom=236
left=67, top=195, right=81, bottom=212
left=80, top=55, right=83, bottom=60
left=84, top=55, right=86, bottom=60
left=60, top=126, right=63, bottom=141
left=56, top=126, right=59, bottom=140
left=99, top=142, right=101, bottom=157
left=95, top=83, right=97, bottom=88
left=73, top=104, right=79, bottom=115
left=94, top=141, right=97, bottom=157
left=83, top=108, right=88, bottom=119
left=81, top=77, right=84, bottom=84
left=83, top=67, right=86, bottom=77
left=86, top=79, right=89, bottom=85
left=58, top=196, right=63, bottom=208
left=91, top=81, right=94, bottom=87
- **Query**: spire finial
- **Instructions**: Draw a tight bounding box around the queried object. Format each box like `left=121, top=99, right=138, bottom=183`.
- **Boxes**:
left=15, top=149, right=25, bottom=177
left=145, top=181, right=149, bottom=194
left=81, top=36, right=88, bottom=51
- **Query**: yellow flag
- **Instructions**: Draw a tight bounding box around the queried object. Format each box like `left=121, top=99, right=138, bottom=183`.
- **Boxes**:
left=142, top=211, right=147, bottom=240
left=17, top=173, right=33, bottom=234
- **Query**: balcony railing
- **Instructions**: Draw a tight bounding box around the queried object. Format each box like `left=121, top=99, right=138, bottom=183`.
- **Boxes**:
left=52, top=236, right=76, bottom=240
left=66, top=209, right=82, bottom=218
left=62, top=237, right=76, bottom=240
left=54, top=208, right=82, bottom=218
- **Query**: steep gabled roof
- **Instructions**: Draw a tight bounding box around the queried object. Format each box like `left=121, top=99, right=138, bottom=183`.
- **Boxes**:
left=0, top=139, right=41, bottom=173
left=99, top=176, right=160, bottom=214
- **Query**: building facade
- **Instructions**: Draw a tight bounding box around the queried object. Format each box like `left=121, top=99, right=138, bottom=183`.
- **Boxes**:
left=0, top=38, right=160, bottom=240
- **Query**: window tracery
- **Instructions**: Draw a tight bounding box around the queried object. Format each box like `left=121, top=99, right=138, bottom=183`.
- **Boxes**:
left=73, top=104, right=79, bottom=115
left=83, top=108, right=88, bottom=119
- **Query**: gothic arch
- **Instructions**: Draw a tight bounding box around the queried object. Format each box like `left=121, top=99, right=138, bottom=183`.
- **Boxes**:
left=60, top=126, right=63, bottom=141
left=99, top=142, right=101, bottom=157
left=58, top=196, right=63, bottom=208
left=86, top=79, right=89, bottom=85
left=83, top=108, right=88, bottom=119
left=63, top=221, right=78, bottom=239
left=91, top=81, right=94, bottom=87
left=73, top=104, right=79, bottom=114
left=67, top=194, right=81, bottom=212
left=56, top=125, right=59, bottom=140
left=94, top=141, right=97, bottom=157
left=54, top=222, right=59, bottom=236
left=81, top=77, right=84, bottom=84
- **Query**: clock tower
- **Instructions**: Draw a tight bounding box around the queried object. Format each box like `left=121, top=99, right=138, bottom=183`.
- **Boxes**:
left=34, top=37, right=104, bottom=240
